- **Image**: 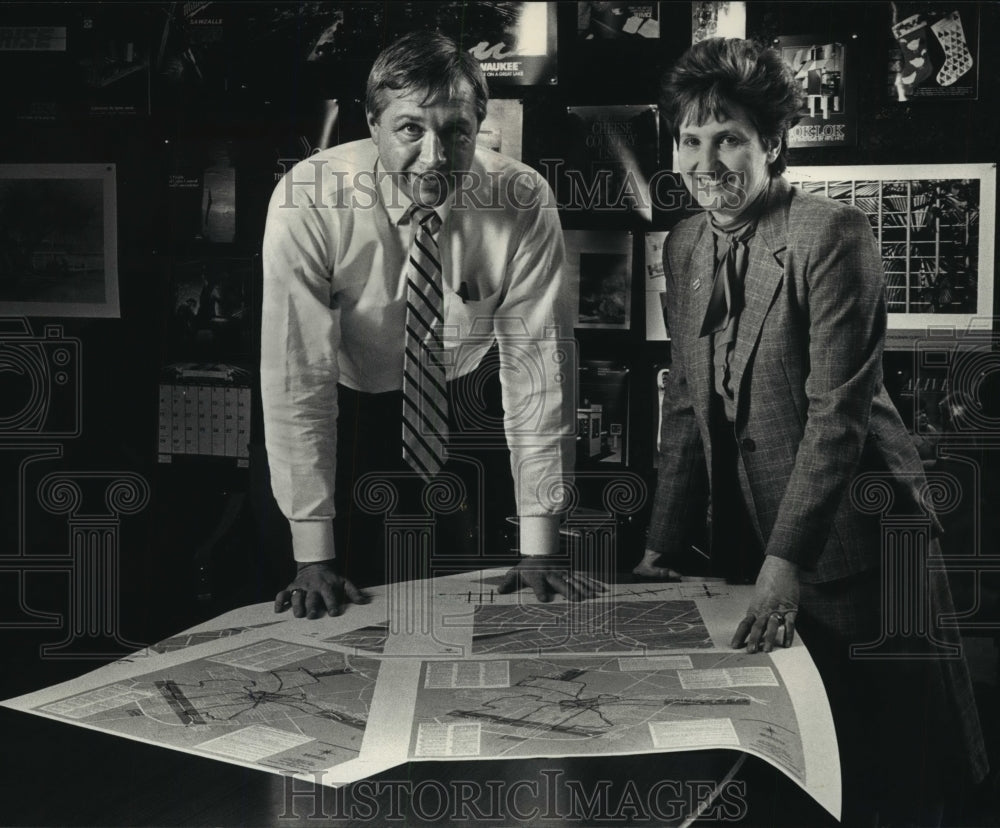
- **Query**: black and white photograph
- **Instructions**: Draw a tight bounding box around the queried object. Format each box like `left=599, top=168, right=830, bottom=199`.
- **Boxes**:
left=0, top=163, right=119, bottom=317
left=165, top=257, right=253, bottom=360
left=577, top=359, right=631, bottom=466
left=787, top=163, right=996, bottom=345
left=644, top=229, right=669, bottom=340
left=565, top=229, right=633, bottom=329
left=691, top=1, right=747, bottom=42
left=577, top=2, right=660, bottom=40
left=475, top=97, right=524, bottom=159
left=2, top=4, right=1000, bottom=828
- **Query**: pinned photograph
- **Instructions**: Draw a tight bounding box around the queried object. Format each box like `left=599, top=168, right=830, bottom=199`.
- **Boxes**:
left=0, top=164, right=119, bottom=318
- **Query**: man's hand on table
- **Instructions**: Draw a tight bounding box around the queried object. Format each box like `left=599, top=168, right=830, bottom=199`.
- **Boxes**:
left=274, top=560, right=370, bottom=619
left=497, top=557, right=605, bottom=602
left=731, top=555, right=799, bottom=653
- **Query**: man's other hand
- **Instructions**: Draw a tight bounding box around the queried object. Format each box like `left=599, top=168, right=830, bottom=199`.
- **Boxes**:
left=274, top=560, right=370, bottom=619
left=632, top=548, right=683, bottom=580
left=497, top=558, right=605, bottom=602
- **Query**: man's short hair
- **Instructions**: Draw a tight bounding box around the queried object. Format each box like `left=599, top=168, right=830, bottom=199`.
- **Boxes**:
left=660, top=38, right=803, bottom=176
left=366, top=30, right=489, bottom=124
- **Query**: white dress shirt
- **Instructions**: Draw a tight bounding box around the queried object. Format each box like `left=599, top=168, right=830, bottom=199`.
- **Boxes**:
left=261, top=139, right=576, bottom=562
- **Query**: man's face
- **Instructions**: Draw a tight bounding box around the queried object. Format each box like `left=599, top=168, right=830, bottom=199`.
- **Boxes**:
left=677, top=102, right=777, bottom=227
left=367, top=81, right=480, bottom=208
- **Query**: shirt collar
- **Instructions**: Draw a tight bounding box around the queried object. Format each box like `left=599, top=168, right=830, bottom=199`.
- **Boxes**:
left=376, top=158, right=453, bottom=227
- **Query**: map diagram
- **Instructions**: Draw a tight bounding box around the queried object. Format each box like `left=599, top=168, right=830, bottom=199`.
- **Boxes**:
left=3, top=583, right=838, bottom=818
left=150, top=622, right=287, bottom=654
left=35, top=640, right=379, bottom=773
left=409, top=652, right=804, bottom=778
left=471, top=600, right=712, bottom=654
left=612, top=583, right=732, bottom=600
left=322, top=623, right=390, bottom=654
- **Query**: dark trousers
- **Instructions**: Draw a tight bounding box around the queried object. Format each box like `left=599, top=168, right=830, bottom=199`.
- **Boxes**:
left=333, top=346, right=517, bottom=588
left=797, top=565, right=986, bottom=825
left=709, top=400, right=764, bottom=583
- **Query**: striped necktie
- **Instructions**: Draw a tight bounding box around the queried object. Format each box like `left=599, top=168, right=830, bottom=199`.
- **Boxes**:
left=402, top=206, right=449, bottom=478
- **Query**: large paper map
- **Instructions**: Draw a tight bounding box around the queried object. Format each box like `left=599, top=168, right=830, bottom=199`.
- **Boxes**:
left=1, top=571, right=839, bottom=819
left=36, top=642, right=379, bottom=773
left=469, top=600, right=712, bottom=654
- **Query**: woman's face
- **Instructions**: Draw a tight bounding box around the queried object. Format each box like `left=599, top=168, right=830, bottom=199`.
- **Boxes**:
left=677, top=102, right=778, bottom=228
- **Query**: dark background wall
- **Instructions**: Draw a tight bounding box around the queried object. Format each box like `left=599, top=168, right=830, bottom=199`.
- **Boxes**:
left=0, top=0, right=997, bottom=661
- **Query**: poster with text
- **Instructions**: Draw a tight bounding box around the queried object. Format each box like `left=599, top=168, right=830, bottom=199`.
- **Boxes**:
left=0, top=6, right=150, bottom=122
left=446, top=1, right=557, bottom=86
left=562, top=105, right=659, bottom=218
left=779, top=36, right=857, bottom=148
left=889, top=5, right=979, bottom=101
left=166, top=140, right=237, bottom=244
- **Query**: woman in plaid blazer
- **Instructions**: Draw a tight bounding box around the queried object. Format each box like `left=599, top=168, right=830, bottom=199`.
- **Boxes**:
left=636, top=38, right=987, bottom=824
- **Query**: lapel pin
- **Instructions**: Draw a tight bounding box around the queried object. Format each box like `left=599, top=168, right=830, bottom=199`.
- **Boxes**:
left=692, top=278, right=701, bottom=291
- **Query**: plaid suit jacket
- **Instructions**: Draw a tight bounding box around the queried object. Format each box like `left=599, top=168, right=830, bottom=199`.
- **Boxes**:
left=648, top=176, right=938, bottom=583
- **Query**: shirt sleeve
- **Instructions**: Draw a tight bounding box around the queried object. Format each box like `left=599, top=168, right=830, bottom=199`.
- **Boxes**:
left=260, top=170, right=341, bottom=562
left=494, top=176, right=576, bottom=555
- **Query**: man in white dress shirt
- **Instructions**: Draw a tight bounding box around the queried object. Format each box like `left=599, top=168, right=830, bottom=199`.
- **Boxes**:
left=261, top=31, right=599, bottom=618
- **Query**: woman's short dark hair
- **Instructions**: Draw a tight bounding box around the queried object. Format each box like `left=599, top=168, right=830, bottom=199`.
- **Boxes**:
left=366, top=30, right=489, bottom=125
left=660, top=38, right=803, bottom=175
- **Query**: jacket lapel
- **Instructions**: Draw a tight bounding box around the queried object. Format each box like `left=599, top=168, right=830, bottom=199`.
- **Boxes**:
left=730, top=177, right=790, bottom=411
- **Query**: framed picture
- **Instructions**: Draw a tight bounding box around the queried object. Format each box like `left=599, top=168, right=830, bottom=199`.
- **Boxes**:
left=785, top=163, right=996, bottom=347
left=0, top=163, right=119, bottom=318
left=565, top=230, right=633, bottom=330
